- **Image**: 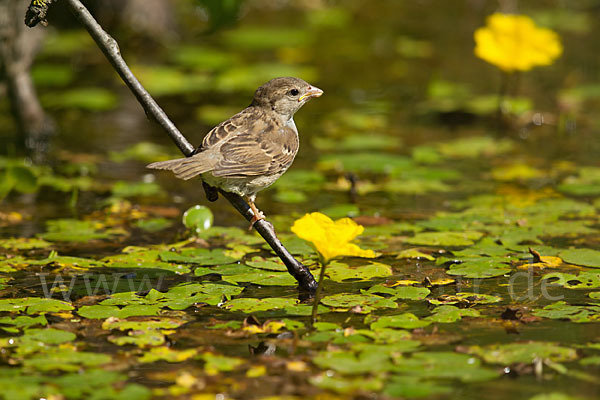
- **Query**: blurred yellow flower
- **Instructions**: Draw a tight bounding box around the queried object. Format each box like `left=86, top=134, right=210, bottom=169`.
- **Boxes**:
left=474, top=13, right=562, bottom=72
left=291, top=212, right=376, bottom=263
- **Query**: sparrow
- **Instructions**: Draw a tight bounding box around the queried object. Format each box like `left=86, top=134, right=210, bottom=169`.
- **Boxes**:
left=147, top=77, right=323, bottom=229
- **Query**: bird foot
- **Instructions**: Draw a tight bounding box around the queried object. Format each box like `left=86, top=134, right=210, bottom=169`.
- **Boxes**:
left=248, top=210, right=265, bottom=230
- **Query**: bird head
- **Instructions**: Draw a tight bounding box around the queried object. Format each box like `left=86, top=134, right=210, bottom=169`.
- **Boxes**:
left=252, top=77, right=323, bottom=120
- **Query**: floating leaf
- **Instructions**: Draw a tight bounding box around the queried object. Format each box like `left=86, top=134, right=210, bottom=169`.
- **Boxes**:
left=405, top=231, right=484, bottom=246
left=0, top=298, right=73, bottom=315
left=429, top=292, right=502, bottom=305
left=370, top=313, right=430, bottom=330
left=533, top=301, right=600, bottom=323
left=223, top=298, right=298, bottom=313
left=559, top=248, right=600, bottom=268
left=0, top=238, right=52, bottom=250
left=466, top=342, right=577, bottom=364
left=392, top=352, right=499, bottom=382
left=159, top=248, right=235, bottom=265
left=425, top=305, right=480, bottom=323
left=365, top=284, right=430, bottom=300
left=182, top=205, right=214, bottom=233
left=542, top=271, right=600, bottom=289
left=327, top=261, right=392, bottom=282
left=321, top=293, right=397, bottom=312
left=446, top=257, right=512, bottom=278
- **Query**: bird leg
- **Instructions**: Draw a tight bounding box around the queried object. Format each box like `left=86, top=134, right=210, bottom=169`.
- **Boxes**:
left=246, top=197, right=265, bottom=230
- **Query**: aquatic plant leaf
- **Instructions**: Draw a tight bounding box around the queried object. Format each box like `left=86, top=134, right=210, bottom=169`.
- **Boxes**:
left=245, top=256, right=288, bottom=272
left=533, top=301, right=600, bottom=323
left=0, top=298, right=73, bottom=315
left=222, top=270, right=298, bottom=286
left=370, top=313, right=430, bottom=330
left=405, top=231, right=484, bottom=246
left=446, top=257, right=512, bottom=278
left=223, top=297, right=298, bottom=313
left=313, top=350, right=393, bottom=374
left=40, top=219, right=125, bottom=242
left=310, top=373, right=383, bottom=394
left=321, top=293, right=397, bottom=312
left=364, top=284, right=430, bottom=300
left=542, top=271, right=600, bottom=289
left=392, top=352, right=499, bottom=382
left=159, top=248, right=235, bottom=265
left=111, top=181, right=164, bottom=198
left=77, top=304, right=161, bottom=319
left=559, top=248, right=600, bottom=268
left=182, top=205, right=214, bottom=233
left=41, top=87, right=118, bottom=111
left=138, top=346, right=198, bottom=363
left=327, top=261, right=392, bottom=282
left=200, top=352, right=244, bottom=375
left=383, top=376, right=452, bottom=398
left=437, top=136, right=513, bottom=158
left=22, top=348, right=112, bottom=371
left=0, top=238, right=52, bottom=250
left=425, top=305, right=480, bottom=323
left=466, top=342, right=577, bottom=364
left=429, top=292, right=502, bottom=305
left=134, top=217, right=172, bottom=232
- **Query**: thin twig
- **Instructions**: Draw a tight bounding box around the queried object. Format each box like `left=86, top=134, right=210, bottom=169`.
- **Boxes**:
left=35, top=0, right=318, bottom=292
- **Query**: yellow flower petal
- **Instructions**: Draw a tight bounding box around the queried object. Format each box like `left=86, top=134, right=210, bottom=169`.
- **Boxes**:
left=291, top=212, right=375, bottom=263
left=474, top=13, right=562, bottom=72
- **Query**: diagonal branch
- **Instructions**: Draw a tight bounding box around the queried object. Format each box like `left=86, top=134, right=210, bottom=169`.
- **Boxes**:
left=26, top=0, right=317, bottom=292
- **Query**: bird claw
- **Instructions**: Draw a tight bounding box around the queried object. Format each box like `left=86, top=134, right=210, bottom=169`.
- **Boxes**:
left=248, top=211, right=265, bottom=230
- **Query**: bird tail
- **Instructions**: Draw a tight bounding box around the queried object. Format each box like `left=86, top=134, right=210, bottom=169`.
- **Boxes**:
left=147, top=155, right=212, bottom=181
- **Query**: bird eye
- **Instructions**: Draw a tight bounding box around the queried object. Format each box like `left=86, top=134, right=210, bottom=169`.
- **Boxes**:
left=289, top=88, right=299, bottom=96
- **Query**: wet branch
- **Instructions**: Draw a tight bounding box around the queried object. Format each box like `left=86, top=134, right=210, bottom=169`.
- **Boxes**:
left=25, top=0, right=317, bottom=293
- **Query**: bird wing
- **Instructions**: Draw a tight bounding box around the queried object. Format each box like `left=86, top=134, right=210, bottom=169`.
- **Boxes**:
left=212, top=117, right=299, bottom=178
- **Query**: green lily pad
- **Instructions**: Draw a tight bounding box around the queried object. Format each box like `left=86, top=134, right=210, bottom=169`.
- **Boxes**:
left=77, top=304, right=162, bottom=319
left=425, top=305, right=480, bottom=323
left=222, top=297, right=298, bottom=313
left=405, top=231, right=484, bottom=246
left=437, top=136, right=514, bottom=158
left=559, top=248, right=600, bottom=268
left=134, top=218, right=172, bottom=232
left=159, top=248, right=236, bottom=265
left=22, top=348, right=112, bottom=371
left=370, top=313, right=431, bottom=330
left=533, top=301, right=600, bottom=323
left=41, top=87, right=118, bottom=111
left=446, top=257, right=512, bottom=278
left=313, top=350, right=393, bottom=374
left=327, top=261, right=392, bottom=282
left=40, top=219, right=125, bottom=242
left=245, top=256, right=288, bottom=272
left=392, top=352, right=499, bottom=382
left=182, top=205, right=214, bottom=233
left=466, top=342, right=578, bottom=364
left=429, top=292, right=502, bottom=305
left=383, top=376, right=451, bottom=398
left=111, top=181, right=163, bottom=198
left=310, top=373, right=383, bottom=394
left=321, top=293, right=397, bottom=312
left=364, top=284, right=430, bottom=300
left=222, top=270, right=298, bottom=286
left=0, top=298, right=73, bottom=315
left=0, top=238, right=52, bottom=250
left=200, top=352, right=245, bottom=374
left=542, top=271, right=600, bottom=289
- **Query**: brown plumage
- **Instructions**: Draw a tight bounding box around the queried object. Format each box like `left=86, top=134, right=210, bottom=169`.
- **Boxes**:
left=147, top=77, right=323, bottom=228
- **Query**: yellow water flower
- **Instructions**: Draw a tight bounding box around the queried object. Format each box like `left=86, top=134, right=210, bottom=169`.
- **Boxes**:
left=291, top=212, right=376, bottom=263
left=474, top=13, right=562, bottom=72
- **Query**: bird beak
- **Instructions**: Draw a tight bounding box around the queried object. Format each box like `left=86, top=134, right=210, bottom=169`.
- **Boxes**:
left=299, top=86, right=324, bottom=102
